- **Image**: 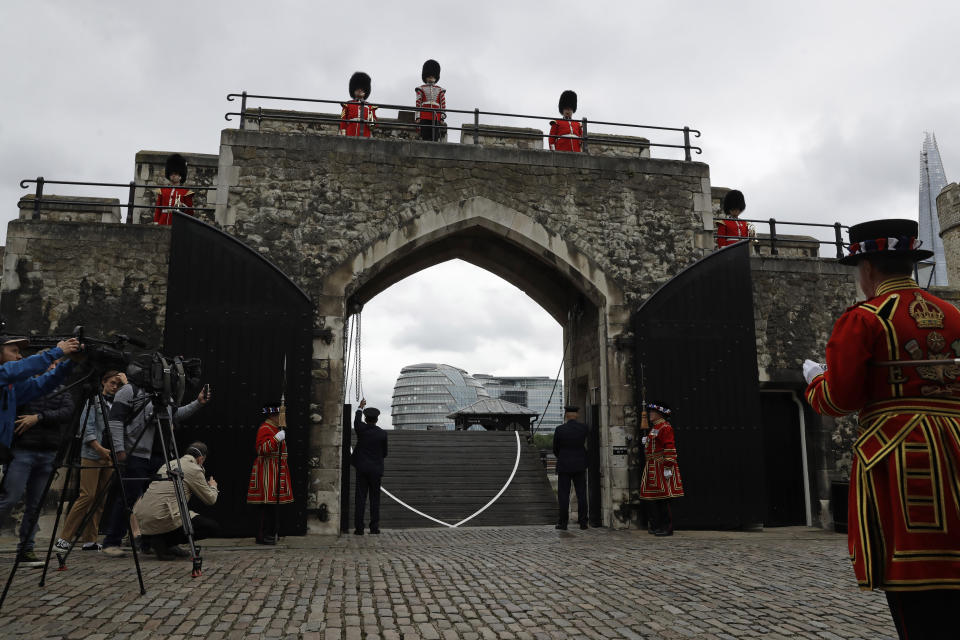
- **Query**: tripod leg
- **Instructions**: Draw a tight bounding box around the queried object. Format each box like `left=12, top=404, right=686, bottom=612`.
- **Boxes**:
left=100, top=392, right=147, bottom=595
left=1, top=449, right=61, bottom=607
left=158, top=404, right=202, bottom=577
left=43, top=397, right=95, bottom=580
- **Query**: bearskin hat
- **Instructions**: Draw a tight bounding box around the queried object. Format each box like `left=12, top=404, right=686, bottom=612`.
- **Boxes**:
left=722, top=189, right=746, bottom=214
left=349, top=71, right=371, bottom=99
left=558, top=90, right=577, bottom=115
left=164, top=153, right=188, bottom=183
left=422, top=59, right=441, bottom=83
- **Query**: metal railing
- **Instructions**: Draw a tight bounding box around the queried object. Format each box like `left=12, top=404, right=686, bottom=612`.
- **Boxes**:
left=715, top=217, right=849, bottom=258
left=225, top=91, right=703, bottom=160
left=19, top=178, right=216, bottom=224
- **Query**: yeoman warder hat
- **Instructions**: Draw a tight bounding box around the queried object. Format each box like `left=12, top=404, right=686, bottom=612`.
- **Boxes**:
left=839, top=218, right=933, bottom=266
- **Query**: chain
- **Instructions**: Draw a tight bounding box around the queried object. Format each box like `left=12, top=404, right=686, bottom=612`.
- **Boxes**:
left=355, top=311, right=363, bottom=401
left=343, top=314, right=355, bottom=406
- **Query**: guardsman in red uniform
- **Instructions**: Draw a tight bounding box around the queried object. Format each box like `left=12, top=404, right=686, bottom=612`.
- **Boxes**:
left=716, top=189, right=750, bottom=248
left=639, top=401, right=684, bottom=536
left=153, top=153, right=194, bottom=225
left=416, top=59, right=446, bottom=142
left=247, top=402, right=294, bottom=545
left=548, top=90, right=582, bottom=152
left=804, top=218, right=960, bottom=639
left=339, top=71, right=377, bottom=138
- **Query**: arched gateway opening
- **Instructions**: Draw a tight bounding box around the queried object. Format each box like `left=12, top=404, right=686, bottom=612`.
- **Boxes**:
left=314, top=196, right=630, bottom=532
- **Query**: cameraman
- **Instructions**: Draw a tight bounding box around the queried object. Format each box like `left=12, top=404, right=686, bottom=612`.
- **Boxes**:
left=99, top=381, right=211, bottom=558
left=0, top=335, right=80, bottom=567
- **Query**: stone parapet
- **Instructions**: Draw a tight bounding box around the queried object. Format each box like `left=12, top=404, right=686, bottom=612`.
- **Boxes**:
left=459, top=123, right=546, bottom=150
left=241, top=108, right=424, bottom=141
left=18, top=194, right=121, bottom=223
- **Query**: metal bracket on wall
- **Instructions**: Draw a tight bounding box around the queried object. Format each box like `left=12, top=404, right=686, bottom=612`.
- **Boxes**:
left=313, top=358, right=330, bottom=381
left=314, top=327, right=334, bottom=344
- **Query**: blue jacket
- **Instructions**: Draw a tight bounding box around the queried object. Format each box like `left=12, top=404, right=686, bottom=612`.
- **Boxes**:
left=0, top=347, right=74, bottom=448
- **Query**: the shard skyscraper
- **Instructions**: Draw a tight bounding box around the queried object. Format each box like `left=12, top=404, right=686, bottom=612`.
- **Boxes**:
left=919, top=132, right=949, bottom=286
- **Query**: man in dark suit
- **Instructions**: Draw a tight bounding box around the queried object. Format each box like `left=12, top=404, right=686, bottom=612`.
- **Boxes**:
left=553, top=405, right=589, bottom=530
left=352, top=399, right=388, bottom=535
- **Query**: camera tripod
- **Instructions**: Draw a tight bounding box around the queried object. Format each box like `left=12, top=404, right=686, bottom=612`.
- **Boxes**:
left=0, top=366, right=203, bottom=611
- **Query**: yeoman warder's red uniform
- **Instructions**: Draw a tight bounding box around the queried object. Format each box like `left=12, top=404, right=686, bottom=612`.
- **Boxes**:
left=246, top=420, right=293, bottom=505
left=639, top=419, right=684, bottom=499
left=806, top=276, right=960, bottom=591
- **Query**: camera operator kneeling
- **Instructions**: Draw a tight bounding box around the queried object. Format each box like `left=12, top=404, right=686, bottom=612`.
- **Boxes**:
left=132, top=442, right=220, bottom=561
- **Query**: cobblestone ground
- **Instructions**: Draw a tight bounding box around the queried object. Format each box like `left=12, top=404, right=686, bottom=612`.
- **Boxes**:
left=0, top=526, right=895, bottom=639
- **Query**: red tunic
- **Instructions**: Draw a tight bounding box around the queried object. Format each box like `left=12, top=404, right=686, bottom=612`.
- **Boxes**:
left=415, top=83, right=446, bottom=123
left=639, top=420, right=684, bottom=499
left=806, top=276, right=960, bottom=591
left=246, top=420, right=294, bottom=504
left=339, top=100, right=378, bottom=138
left=548, top=118, right=582, bottom=152
left=716, top=218, right=749, bottom=247
left=154, top=187, right=195, bottom=225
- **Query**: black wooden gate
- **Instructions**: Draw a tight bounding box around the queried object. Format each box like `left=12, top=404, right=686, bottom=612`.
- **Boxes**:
left=163, top=213, right=313, bottom=537
left=634, top=241, right=764, bottom=529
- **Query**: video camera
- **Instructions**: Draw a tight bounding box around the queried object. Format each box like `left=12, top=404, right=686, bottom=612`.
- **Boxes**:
left=5, top=323, right=202, bottom=406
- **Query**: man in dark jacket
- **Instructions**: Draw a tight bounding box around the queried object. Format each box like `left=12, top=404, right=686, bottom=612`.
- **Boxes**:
left=553, top=405, right=589, bottom=530
left=352, top=399, right=387, bottom=535
left=0, top=356, right=77, bottom=566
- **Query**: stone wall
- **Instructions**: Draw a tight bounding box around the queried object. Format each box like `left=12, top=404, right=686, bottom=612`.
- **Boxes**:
left=0, top=220, right=171, bottom=345
left=938, top=182, right=960, bottom=284
left=216, top=130, right=714, bottom=305
left=133, top=150, right=220, bottom=226
left=751, top=256, right=857, bottom=385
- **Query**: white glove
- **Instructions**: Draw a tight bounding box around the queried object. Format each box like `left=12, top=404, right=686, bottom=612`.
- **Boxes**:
left=641, top=436, right=648, bottom=445
left=649, top=429, right=659, bottom=437
left=274, top=430, right=286, bottom=443
left=664, top=468, right=674, bottom=479
left=802, top=359, right=826, bottom=384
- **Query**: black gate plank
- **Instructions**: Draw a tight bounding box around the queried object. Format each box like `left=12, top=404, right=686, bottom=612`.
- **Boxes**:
left=634, top=241, right=765, bottom=530
left=163, top=213, right=313, bottom=537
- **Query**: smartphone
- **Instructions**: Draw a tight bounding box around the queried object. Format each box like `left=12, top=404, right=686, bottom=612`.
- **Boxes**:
left=203, top=384, right=211, bottom=401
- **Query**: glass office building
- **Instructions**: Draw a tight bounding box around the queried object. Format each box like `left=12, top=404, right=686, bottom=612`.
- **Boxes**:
left=473, top=374, right=564, bottom=430
left=391, top=363, right=491, bottom=430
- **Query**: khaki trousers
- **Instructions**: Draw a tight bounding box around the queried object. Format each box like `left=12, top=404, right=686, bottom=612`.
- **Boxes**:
left=61, top=458, right=114, bottom=543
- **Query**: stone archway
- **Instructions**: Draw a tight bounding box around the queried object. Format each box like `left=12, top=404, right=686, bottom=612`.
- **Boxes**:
left=310, top=196, right=632, bottom=532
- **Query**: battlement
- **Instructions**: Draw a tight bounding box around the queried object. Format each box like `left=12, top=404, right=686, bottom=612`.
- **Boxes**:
left=240, top=107, right=652, bottom=158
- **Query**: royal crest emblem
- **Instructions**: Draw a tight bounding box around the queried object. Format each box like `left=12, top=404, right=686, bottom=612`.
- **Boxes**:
left=909, top=292, right=945, bottom=329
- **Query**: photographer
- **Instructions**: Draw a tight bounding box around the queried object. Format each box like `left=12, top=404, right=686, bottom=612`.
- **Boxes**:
left=133, top=441, right=219, bottom=560
left=99, top=381, right=211, bottom=558
left=0, top=336, right=80, bottom=567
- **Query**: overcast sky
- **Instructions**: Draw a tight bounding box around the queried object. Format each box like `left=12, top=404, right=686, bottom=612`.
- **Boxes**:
left=2, top=1, right=959, bottom=427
